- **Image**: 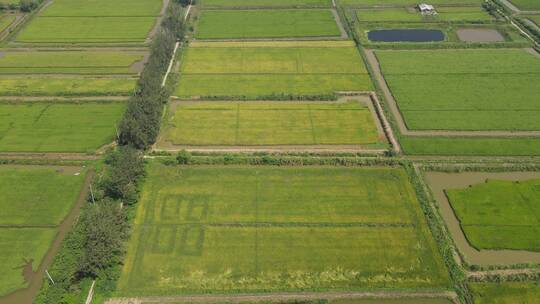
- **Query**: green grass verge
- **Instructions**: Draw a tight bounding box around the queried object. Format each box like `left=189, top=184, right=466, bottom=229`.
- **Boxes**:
left=40, top=0, right=163, bottom=17
left=376, top=49, right=540, bottom=131
left=0, top=51, right=145, bottom=74
left=16, top=17, right=156, bottom=43
left=200, top=0, right=332, bottom=8
left=195, top=9, right=340, bottom=39
left=469, top=282, right=540, bottom=303
left=0, top=228, right=57, bottom=297
left=0, top=166, right=86, bottom=226
left=0, top=77, right=136, bottom=96
left=175, top=41, right=372, bottom=98
left=116, top=163, right=450, bottom=295
left=0, top=102, right=125, bottom=152
left=446, top=179, right=540, bottom=251
left=162, top=101, right=381, bottom=146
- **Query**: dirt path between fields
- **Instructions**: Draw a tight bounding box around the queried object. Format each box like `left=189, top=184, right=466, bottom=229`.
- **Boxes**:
left=331, top=9, right=348, bottom=39
left=364, top=49, right=540, bottom=138
left=0, top=168, right=94, bottom=304
left=145, top=0, right=171, bottom=44
left=105, top=291, right=458, bottom=304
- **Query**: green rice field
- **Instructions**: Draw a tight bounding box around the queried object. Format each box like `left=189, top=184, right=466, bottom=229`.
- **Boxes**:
left=446, top=178, right=540, bottom=251
left=376, top=49, right=540, bottom=131
left=509, top=0, right=540, bottom=11
left=0, top=51, right=145, bottom=74
left=0, top=14, right=16, bottom=33
left=196, top=9, right=341, bottom=39
left=201, top=0, right=332, bottom=8
left=117, top=163, right=450, bottom=295
left=400, top=137, right=540, bottom=156
left=470, top=282, right=540, bottom=303
left=339, top=0, right=482, bottom=7
left=176, top=41, right=372, bottom=98
left=161, top=101, right=382, bottom=146
left=0, top=102, right=125, bottom=152
left=0, top=165, right=86, bottom=297
left=16, top=17, right=157, bottom=43
left=40, top=0, right=163, bottom=17
left=356, top=7, right=493, bottom=22
left=0, top=77, right=136, bottom=96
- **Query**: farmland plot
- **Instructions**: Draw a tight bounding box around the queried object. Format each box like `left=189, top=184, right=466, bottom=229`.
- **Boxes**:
left=0, top=165, right=86, bottom=297
left=117, top=164, right=450, bottom=295
left=356, top=7, right=493, bottom=23
left=160, top=101, right=383, bottom=146
left=200, top=0, right=332, bottom=8
left=339, top=0, right=482, bottom=7
left=0, top=77, right=136, bottom=96
left=375, top=49, right=540, bottom=131
left=469, top=282, right=540, bottom=303
left=176, top=41, right=372, bottom=98
left=446, top=178, right=540, bottom=251
left=195, top=9, right=341, bottom=39
left=0, top=102, right=125, bottom=152
left=508, top=0, right=540, bottom=11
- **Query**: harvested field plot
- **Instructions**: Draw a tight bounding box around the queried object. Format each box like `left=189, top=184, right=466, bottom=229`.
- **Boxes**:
left=0, top=77, right=136, bottom=96
left=176, top=41, right=372, bottom=98
left=0, top=50, right=146, bottom=74
left=0, top=165, right=86, bottom=297
left=446, top=178, right=540, bottom=251
left=117, top=164, right=450, bottom=295
left=201, top=0, right=332, bottom=8
left=160, top=101, right=382, bottom=146
left=0, top=102, right=125, bottom=152
left=375, top=49, right=540, bottom=131
left=509, top=0, right=540, bottom=11
left=470, top=282, right=540, bottom=303
left=195, top=9, right=341, bottom=39
left=456, top=28, right=504, bottom=42
left=356, top=7, right=492, bottom=23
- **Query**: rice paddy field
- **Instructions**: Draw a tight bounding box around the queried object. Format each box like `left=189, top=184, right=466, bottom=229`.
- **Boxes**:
left=445, top=178, right=540, bottom=251
left=509, top=0, right=540, bottom=11
left=0, top=165, right=86, bottom=297
left=195, top=9, right=341, bottom=39
left=0, top=101, right=125, bottom=152
left=175, top=41, right=372, bottom=98
left=160, top=101, right=382, bottom=146
left=200, top=0, right=332, bottom=8
left=116, top=163, right=450, bottom=295
left=469, top=282, right=540, bottom=303
left=15, top=0, right=163, bottom=43
left=356, top=7, right=493, bottom=23
left=375, top=49, right=540, bottom=131
left=339, top=0, right=482, bottom=7
left=0, top=77, right=136, bottom=96
left=400, top=137, right=540, bottom=156
left=0, top=50, right=145, bottom=74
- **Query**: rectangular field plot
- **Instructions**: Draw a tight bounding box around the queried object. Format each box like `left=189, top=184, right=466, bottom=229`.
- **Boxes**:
left=16, top=17, right=157, bottom=43
left=176, top=41, right=372, bottom=98
left=446, top=178, right=540, bottom=251
left=0, top=102, right=125, bottom=152
left=0, top=77, right=136, bottom=96
left=161, top=101, right=383, bottom=146
left=0, top=50, right=146, bottom=74
left=375, top=49, right=540, bottom=131
left=201, top=0, right=332, bottom=8
left=470, top=282, right=540, bottom=304
left=509, top=0, right=540, bottom=11
left=195, top=9, right=341, bottom=39
left=39, top=0, right=163, bottom=17
left=339, top=0, right=482, bottom=7
left=117, top=164, right=450, bottom=295
left=0, top=165, right=86, bottom=297
left=356, top=7, right=492, bottom=22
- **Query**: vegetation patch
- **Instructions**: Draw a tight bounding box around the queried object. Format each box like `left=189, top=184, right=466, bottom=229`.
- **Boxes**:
left=508, top=0, right=540, bottom=11
left=0, top=102, right=125, bottom=152
left=39, top=0, right=163, bottom=17
left=375, top=49, right=540, bottom=131
left=469, top=282, right=540, bottom=303
left=400, top=137, right=540, bottom=156
left=356, top=7, right=493, bottom=23
left=0, top=77, right=136, bottom=96
left=160, top=101, right=382, bottom=146
left=446, top=178, right=540, bottom=251
left=200, top=0, right=332, bottom=8
left=117, top=163, right=450, bottom=295
left=175, top=41, right=372, bottom=99
left=195, top=9, right=341, bottom=39
left=339, top=0, right=482, bottom=7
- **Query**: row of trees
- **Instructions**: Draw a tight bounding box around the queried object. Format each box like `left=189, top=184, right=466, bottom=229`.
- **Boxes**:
left=36, top=1, right=187, bottom=303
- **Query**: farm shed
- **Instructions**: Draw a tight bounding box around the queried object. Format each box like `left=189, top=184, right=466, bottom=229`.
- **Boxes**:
left=418, top=3, right=436, bottom=14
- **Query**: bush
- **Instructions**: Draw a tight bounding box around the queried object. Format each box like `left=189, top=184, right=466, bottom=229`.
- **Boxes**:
left=176, top=150, right=192, bottom=164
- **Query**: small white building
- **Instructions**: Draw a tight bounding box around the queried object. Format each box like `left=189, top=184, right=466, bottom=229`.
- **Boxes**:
left=418, top=3, right=436, bottom=14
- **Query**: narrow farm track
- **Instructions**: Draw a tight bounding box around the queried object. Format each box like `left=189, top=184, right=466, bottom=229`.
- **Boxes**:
left=105, top=290, right=459, bottom=304
left=364, top=49, right=540, bottom=138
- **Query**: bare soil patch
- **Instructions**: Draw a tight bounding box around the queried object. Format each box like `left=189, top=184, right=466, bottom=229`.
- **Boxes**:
left=456, top=28, right=504, bottom=42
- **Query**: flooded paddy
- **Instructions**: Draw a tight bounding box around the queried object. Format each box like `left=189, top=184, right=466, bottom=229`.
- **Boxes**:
left=424, top=171, right=540, bottom=266
left=367, top=29, right=444, bottom=42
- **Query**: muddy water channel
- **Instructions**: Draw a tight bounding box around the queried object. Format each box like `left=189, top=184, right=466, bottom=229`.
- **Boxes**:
left=425, top=171, right=540, bottom=266
left=368, top=29, right=444, bottom=42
